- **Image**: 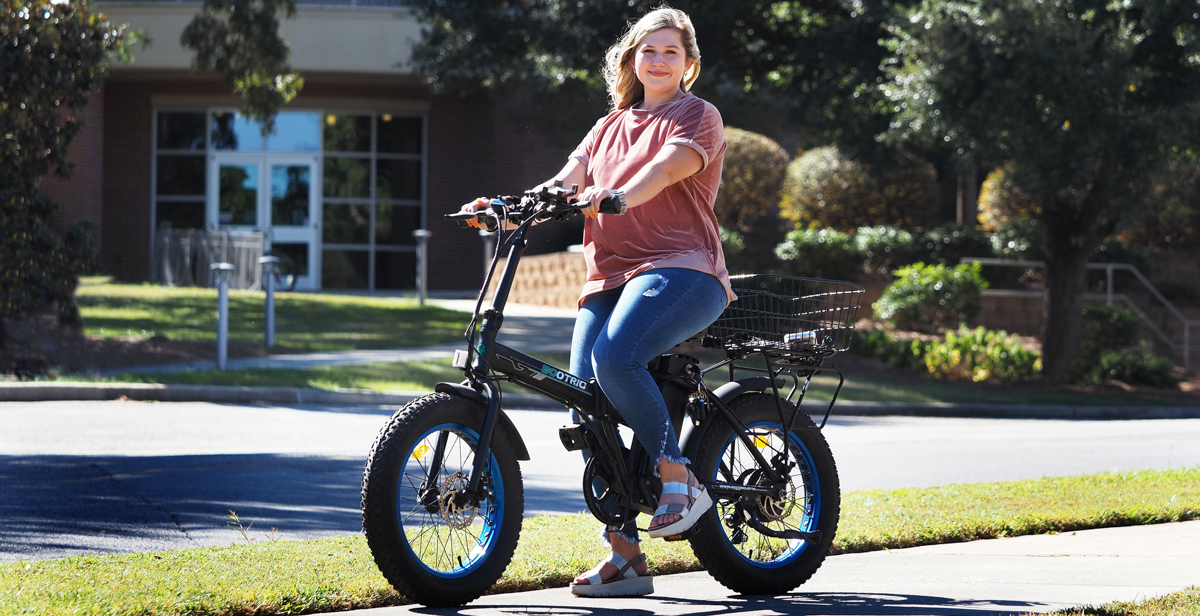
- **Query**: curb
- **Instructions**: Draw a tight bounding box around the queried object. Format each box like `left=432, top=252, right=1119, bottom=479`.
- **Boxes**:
left=832, top=400, right=1200, bottom=420
left=4, top=382, right=1200, bottom=419
left=0, top=382, right=566, bottom=410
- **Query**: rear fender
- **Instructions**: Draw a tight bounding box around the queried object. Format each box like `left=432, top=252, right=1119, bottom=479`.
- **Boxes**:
left=679, top=376, right=783, bottom=460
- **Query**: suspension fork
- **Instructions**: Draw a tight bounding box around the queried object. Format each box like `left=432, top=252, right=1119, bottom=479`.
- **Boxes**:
left=457, top=226, right=530, bottom=505
left=419, top=430, right=451, bottom=505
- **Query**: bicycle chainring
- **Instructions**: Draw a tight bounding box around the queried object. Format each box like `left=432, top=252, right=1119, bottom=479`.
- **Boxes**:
left=581, top=452, right=630, bottom=528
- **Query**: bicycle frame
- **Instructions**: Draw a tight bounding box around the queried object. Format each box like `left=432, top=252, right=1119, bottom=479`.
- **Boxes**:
left=441, top=213, right=801, bottom=520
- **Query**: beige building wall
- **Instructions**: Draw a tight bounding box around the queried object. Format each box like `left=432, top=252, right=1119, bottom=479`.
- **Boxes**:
left=97, top=2, right=420, bottom=74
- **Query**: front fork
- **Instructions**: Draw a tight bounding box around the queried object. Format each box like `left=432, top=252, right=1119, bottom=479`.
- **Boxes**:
left=417, top=377, right=503, bottom=510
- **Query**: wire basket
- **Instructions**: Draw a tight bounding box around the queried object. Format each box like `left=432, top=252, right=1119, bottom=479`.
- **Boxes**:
left=705, top=275, right=865, bottom=354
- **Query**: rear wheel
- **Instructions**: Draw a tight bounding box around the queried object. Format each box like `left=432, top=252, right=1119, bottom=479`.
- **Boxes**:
left=361, top=393, right=523, bottom=607
left=689, top=393, right=840, bottom=594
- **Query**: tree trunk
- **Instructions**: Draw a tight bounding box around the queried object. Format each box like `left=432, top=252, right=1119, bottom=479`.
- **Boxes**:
left=1040, top=249, right=1090, bottom=379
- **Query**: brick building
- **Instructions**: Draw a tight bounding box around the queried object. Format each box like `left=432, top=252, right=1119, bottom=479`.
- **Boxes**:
left=44, top=0, right=581, bottom=292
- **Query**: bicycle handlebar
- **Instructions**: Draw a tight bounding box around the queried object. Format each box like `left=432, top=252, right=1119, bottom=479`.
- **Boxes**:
left=444, top=188, right=623, bottom=232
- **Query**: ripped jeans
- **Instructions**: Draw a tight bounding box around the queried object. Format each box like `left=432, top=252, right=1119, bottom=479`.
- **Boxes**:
left=570, top=267, right=727, bottom=545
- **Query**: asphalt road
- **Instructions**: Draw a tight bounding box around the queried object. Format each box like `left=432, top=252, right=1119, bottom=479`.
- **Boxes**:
left=2, top=400, right=1199, bottom=562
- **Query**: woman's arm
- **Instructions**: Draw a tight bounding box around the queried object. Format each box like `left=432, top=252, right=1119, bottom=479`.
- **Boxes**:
left=535, top=158, right=588, bottom=195
left=579, top=144, right=703, bottom=215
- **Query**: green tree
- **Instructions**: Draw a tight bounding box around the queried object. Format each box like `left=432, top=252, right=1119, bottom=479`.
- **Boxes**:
left=181, top=0, right=302, bottom=135
left=1, top=1, right=121, bottom=343
left=881, top=0, right=1200, bottom=378
left=403, top=1, right=912, bottom=148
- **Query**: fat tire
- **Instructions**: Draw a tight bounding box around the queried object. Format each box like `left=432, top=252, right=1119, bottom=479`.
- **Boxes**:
left=689, top=393, right=840, bottom=595
left=361, top=393, right=524, bottom=607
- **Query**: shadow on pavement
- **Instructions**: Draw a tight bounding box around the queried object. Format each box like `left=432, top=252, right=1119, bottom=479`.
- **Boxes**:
left=0, top=453, right=365, bottom=561
left=413, top=592, right=1043, bottom=615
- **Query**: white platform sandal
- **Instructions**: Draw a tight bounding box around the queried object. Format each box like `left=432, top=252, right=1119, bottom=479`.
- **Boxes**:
left=569, top=552, right=654, bottom=597
left=647, top=479, right=712, bottom=539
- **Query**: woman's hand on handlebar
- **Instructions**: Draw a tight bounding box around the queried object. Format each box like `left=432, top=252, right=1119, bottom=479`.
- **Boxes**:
left=458, top=197, right=491, bottom=229
left=577, top=187, right=613, bottom=219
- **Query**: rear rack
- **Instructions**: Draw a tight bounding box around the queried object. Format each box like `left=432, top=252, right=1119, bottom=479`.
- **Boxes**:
left=703, top=274, right=865, bottom=357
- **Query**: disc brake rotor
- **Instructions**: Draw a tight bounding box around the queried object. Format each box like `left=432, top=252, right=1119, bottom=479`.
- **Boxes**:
left=437, top=471, right=479, bottom=530
left=757, top=474, right=797, bottom=523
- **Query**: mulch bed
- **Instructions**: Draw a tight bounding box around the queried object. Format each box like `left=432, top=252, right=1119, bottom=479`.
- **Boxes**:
left=1, top=312, right=272, bottom=378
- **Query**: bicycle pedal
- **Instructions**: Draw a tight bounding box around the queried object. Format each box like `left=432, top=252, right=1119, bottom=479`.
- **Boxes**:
left=558, top=425, right=587, bottom=452
left=662, top=524, right=702, bottom=542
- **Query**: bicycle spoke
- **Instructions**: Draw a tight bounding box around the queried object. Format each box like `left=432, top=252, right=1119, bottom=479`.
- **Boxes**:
left=394, top=424, right=504, bottom=576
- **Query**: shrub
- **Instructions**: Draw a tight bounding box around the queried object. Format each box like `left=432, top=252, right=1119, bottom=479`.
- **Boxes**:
left=714, top=128, right=790, bottom=232
left=923, top=325, right=1042, bottom=381
left=1095, top=343, right=1178, bottom=388
left=991, top=218, right=1044, bottom=260
left=715, top=128, right=791, bottom=275
left=1077, top=303, right=1140, bottom=365
left=851, top=328, right=930, bottom=372
left=852, top=326, right=1041, bottom=381
left=774, top=228, right=863, bottom=280
left=719, top=225, right=746, bottom=255
left=855, top=226, right=921, bottom=272
left=1073, top=303, right=1179, bottom=387
left=778, top=146, right=936, bottom=231
left=977, top=164, right=1041, bottom=231
left=918, top=223, right=994, bottom=267
left=873, top=262, right=988, bottom=334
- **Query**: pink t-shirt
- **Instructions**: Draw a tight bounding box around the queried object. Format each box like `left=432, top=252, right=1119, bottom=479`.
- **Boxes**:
left=569, top=93, right=736, bottom=308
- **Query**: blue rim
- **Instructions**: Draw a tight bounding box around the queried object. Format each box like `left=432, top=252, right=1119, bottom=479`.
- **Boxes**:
left=396, top=422, right=505, bottom=578
left=714, top=420, right=821, bottom=569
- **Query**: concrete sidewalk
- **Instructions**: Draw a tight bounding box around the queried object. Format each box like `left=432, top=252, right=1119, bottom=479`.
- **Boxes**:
left=350, top=520, right=1200, bottom=615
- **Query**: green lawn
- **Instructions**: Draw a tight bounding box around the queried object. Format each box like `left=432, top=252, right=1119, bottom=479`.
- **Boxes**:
left=1, top=468, right=1196, bottom=616
left=75, top=278, right=470, bottom=352
left=1045, top=587, right=1200, bottom=616
left=81, top=349, right=1185, bottom=407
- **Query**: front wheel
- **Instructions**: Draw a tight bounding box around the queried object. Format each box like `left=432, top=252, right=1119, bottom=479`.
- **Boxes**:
left=361, top=393, right=524, bottom=607
left=689, top=393, right=840, bottom=595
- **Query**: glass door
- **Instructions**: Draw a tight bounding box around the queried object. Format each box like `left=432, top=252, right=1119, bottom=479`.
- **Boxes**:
left=265, top=155, right=320, bottom=290
left=208, top=153, right=321, bottom=290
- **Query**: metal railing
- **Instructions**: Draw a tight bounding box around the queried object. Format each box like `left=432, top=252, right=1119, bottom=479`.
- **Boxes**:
left=962, top=257, right=1200, bottom=368
left=153, top=228, right=265, bottom=290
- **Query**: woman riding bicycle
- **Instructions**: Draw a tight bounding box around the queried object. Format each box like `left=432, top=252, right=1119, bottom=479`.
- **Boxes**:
left=461, top=7, right=733, bottom=597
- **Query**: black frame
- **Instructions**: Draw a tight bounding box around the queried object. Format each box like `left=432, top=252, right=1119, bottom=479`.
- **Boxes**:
left=436, top=197, right=838, bottom=542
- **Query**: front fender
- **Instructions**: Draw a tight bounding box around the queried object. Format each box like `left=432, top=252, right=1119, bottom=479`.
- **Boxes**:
left=434, top=382, right=531, bottom=461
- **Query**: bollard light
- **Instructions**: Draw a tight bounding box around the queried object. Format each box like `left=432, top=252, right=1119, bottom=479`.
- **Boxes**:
left=210, top=262, right=236, bottom=371
left=412, top=229, right=432, bottom=306
left=479, top=229, right=496, bottom=284
left=258, top=256, right=281, bottom=348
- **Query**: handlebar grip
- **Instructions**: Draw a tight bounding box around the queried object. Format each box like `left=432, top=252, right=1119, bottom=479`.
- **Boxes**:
left=597, top=196, right=624, bottom=215
left=444, top=211, right=498, bottom=232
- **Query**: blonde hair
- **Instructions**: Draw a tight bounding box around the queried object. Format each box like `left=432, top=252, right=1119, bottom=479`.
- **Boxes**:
left=603, top=7, right=701, bottom=111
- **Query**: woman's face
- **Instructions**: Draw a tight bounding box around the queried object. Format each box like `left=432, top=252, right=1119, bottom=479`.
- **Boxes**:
left=632, top=28, right=692, bottom=97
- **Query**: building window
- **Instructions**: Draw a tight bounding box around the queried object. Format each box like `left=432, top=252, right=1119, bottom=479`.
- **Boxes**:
left=155, top=111, right=207, bottom=230
left=152, top=108, right=425, bottom=290
left=321, top=112, right=425, bottom=290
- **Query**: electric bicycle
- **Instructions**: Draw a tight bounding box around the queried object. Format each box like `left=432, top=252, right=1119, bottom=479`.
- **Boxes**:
left=360, top=184, right=864, bottom=606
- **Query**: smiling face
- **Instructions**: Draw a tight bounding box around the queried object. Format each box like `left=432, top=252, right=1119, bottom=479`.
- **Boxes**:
left=631, top=27, right=694, bottom=101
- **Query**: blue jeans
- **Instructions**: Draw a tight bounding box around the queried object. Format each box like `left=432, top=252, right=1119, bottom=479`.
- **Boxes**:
left=570, top=267, right=727, bottom=545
